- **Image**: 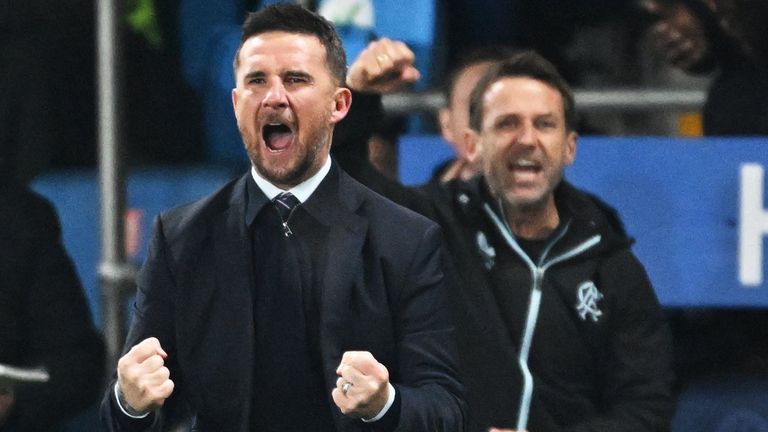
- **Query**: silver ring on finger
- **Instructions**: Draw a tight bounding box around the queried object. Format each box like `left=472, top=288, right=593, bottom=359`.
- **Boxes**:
left=342, top=381, right=352, bottom=395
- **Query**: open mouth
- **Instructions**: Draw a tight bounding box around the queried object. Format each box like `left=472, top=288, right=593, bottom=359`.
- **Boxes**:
left=262, top=122, right=294, bottom=151
left=508, top=159, right=541, bottom=174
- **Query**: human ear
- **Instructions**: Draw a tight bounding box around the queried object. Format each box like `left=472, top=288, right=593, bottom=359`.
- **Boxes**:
left=464, top=128, right=482, bottom=164
left=438, top=108, right=454, bottom=142
left=330, top=87, right=352, bottom=124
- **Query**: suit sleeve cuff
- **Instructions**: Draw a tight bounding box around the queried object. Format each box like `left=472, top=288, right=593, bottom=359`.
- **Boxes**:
left=361, top=382, right=396, bottom=423
left=114, top=383, right=151, bottom=419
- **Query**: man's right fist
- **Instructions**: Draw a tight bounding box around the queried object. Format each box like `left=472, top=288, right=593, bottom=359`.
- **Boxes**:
left=117, top=337, right=174, bottom=414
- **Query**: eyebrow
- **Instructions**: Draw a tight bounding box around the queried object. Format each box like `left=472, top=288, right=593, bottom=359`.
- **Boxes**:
left=243, top=71, right=265, bottom=81
left=241, top=70, right=314, bottom=82
left=535, top=112, right=559, bottom=120
left=493, top=111, right=560, bottom=124
left=284, top=70, right=313, bottom=81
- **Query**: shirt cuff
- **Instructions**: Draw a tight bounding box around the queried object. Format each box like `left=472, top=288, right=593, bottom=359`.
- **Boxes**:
left=114, top=383, right=151, bottom=419
left=361, top=382, right=396, bottom=423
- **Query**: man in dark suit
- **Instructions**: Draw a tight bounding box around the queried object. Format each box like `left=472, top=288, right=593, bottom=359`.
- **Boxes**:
left=100, top=4, right=464, bottom=431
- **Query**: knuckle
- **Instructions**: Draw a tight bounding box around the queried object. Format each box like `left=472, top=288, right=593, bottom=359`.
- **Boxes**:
left=146, top=354, right=164, bottom=370
left=117, top=355, right=130, bottom=370
left=366, top=381, right=380, bottom=394
left=148, top=390, right=163, bottom=402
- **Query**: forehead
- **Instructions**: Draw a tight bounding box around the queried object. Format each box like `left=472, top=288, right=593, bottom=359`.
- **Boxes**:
left=483, top=76, right=564, bottom=117
left=452, top=62, right=493, bottom=100
left=237, top=31, right=328, bottom=73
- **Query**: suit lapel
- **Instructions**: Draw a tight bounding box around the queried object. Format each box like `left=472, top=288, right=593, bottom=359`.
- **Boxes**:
left=304, top=167, right=369, bottom=430
left=179, top=176, right=254, bottom=431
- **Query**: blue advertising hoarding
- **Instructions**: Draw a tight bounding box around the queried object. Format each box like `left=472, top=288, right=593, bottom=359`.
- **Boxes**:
left=399, top=135, right=768, bottom=307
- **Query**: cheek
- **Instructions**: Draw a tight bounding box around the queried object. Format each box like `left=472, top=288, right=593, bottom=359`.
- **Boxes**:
left=484, top=138, right=507, bottom=159
left=483, top=148, right=504, bottom=175
left=235, top=100, right=254, bottom=122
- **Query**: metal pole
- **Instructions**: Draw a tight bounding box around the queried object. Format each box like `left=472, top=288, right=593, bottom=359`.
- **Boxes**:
left=97, top=0, right=135, bottom=371
left=381, top=88, right=708, bottom=115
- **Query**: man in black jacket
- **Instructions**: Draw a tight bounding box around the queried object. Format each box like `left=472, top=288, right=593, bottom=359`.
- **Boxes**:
left=343, top=47, right=675, bottom=431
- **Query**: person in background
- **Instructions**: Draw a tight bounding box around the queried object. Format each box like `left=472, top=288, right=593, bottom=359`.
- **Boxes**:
left=0, top=179, right=105, bottom=431
left=445, top=50, right=675, bottom=431
left=641, top=0, right=768, bottom=135
left=641, top=0, right=768, bottom=399
left=435, top=46, right=520, bottom=183
left=346, top=39, right=516, bottom=184
left=100, top=4, right=464, bottom=431
left=344, top=47, right=675, bottom=431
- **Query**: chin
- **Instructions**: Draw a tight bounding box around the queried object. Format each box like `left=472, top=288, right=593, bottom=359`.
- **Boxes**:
left=505, top=191, right=548, bottom=210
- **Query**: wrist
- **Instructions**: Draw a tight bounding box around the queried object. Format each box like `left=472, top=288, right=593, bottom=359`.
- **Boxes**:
left=361, top=382, right=395, bottom=423
left=114, top=383, right=150, bottom=419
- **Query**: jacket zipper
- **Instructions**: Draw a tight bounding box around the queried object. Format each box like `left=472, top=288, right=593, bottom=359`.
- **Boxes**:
left=482, top=202, right=601, bottom=430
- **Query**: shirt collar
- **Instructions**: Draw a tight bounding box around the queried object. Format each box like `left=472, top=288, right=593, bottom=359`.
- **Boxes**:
left=250, top=156, right=331, bottom=203
left=245, top=157, right=332, bottom=227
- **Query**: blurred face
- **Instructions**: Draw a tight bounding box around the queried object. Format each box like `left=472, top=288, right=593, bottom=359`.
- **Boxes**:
left=469, top=77, right=576, bottom=212
left=439, top=62, right=494, bottom=158
left=232, top=31, right=350, bottom=189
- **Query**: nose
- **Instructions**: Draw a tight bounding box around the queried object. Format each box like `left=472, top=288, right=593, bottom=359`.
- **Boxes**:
left=516, top=121, right=536, bottom=146
left=262, top=80, right=288, bottom=109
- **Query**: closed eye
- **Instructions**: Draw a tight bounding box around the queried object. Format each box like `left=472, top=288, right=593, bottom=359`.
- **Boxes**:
left=284, top=72, right=311, bottom=85
left=535, top=114, right=560, bottom=130
left=535, top=119, right=557, bottom=129
left=495, top=115, right=519, bottom=130
left=244, top=71, right=266, bottom=85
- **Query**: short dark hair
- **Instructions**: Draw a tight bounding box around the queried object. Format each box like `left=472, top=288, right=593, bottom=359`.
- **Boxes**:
left=233, top=3, right=347, bottom=85
left=443, top=46, right=520, bottom=105
left=468, top=51, right=577, bottom=132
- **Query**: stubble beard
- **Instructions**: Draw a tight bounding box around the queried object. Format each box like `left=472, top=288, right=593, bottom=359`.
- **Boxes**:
left=245, top=127, right=330, bottom=188
left=486, top=159, right=562, bottom=216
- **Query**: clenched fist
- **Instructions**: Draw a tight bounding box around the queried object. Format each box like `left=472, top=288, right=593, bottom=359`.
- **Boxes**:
left=332, top=351, right=391, bottom=420
left=116, top=337, right=174, bottom=414
left=346, top=38, right=421, bottom=94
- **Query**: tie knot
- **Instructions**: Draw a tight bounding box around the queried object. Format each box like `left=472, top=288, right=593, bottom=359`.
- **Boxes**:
left=273, top=192, right=300, bottom=221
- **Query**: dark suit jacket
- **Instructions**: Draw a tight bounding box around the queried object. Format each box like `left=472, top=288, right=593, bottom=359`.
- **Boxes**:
left=0, top=183, right=105, bottom=431
left=100, top=164, right=465, bottom=431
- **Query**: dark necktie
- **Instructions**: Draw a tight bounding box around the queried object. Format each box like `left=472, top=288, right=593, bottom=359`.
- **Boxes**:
left=273, top=192, right=300, bottom=237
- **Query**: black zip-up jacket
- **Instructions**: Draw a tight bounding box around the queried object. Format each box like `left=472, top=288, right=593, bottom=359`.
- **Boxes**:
left=329, top=107, right=673, bottom=430
left=421, top=178, right=675, bottom=432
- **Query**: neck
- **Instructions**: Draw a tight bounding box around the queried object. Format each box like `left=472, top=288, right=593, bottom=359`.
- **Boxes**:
left=501, top=196, right=560, bottom=240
